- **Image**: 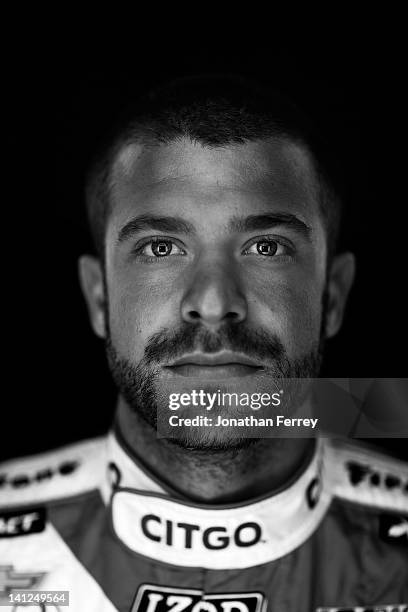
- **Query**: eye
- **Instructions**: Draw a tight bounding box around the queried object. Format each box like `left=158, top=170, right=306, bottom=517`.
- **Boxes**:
left=255, top=240, right=278, bottom=256
left=133, top=238, right=185, bottom=259
left=243, top=238, right=289, bottom=257
left=149, top=240, right=174, bottom=257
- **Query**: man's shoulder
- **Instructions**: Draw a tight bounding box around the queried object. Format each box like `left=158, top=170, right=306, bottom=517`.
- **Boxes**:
left=326, top=438, right=408, bottom=513
left=0, top=435, right=108, bottom=509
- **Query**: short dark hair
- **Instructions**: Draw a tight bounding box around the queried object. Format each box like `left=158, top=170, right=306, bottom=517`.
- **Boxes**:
left=85, top=75, right=344, bottom=260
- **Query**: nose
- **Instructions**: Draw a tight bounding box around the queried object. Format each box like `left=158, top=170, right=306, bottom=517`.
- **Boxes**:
left=181, top=261, right=247, bottom=327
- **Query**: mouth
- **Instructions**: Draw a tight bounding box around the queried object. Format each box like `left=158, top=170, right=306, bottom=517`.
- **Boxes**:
left=163, top=352, right=264, bottom=379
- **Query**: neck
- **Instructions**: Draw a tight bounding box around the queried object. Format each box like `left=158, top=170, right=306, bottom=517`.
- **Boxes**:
left=116, top=397, right=315, bottom=504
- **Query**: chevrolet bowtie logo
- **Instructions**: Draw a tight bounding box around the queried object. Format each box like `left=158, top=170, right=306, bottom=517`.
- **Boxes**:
left=0, top=565, right=46, bottom=599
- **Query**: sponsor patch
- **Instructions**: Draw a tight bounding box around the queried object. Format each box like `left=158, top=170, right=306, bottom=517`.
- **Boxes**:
left=379, top=514, right=408, bottom=547
left=0, top=565, right=46, bottom=600
left=345, top=461, right=408, bottom=496
left=0, top=507, right=46, bottom=538
left=0, top=460, right=79, bottom=489
left=140, top=514, right=262, bottom=550
left=131, top=584, right=265, bottom=612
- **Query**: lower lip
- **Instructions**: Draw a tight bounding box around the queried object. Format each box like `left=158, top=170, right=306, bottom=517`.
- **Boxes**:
left=164, top=364, right=262, bottom=379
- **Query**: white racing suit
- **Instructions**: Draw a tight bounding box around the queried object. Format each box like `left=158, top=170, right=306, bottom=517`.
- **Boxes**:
left=0, top=433, right=407, bottom=611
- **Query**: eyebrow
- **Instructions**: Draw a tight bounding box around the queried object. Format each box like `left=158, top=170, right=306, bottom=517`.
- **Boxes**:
left=117, top=215, right=196, bottom=243
left=229, top=213, right=312, bottom=237
left=117, top=212, right=311, bottom=244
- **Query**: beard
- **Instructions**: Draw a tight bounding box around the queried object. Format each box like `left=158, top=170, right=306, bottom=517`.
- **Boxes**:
left=105, top=316, right=325, bottom=450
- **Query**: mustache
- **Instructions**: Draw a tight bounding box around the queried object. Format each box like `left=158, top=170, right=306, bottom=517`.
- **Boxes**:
left=143, top=323, right=286, bottom=365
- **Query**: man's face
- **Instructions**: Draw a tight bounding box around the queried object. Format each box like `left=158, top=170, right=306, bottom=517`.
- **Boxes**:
left=99, top=137, right=329, bottom=444
left=81, top=136, right=356, bottom=448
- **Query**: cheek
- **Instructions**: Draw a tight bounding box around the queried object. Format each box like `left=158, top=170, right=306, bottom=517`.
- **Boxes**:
left=107, top=275, right=179, bottom=359
left=247, top=274, right=323, bottom=355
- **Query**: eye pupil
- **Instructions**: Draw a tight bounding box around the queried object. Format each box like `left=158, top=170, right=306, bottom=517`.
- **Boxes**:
left=257, top=241, right=277, bottom=256
left=152, top=241, right=172, bottom=257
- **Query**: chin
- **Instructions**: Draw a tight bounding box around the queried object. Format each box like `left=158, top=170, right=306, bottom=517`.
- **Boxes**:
left=164, top=431, right=260, bottom=452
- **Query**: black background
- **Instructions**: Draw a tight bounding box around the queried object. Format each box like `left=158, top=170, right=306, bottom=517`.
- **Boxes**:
left=2, top=29, right=407, bottom=461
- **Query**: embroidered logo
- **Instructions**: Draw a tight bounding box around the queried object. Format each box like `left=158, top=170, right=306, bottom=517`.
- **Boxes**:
left=345, top=461, right=408, bottom=495
left=0, top=565, right=46, bottom=600
left=141, top=515, right=262, bottom=550
left=0, top=460, right=79, bottom=489
left=0, top=507, right=46, bottom=538
left=131, top=584, right=265, bottom=612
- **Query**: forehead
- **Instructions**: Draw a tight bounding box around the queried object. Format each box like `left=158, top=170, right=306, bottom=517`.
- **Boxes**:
left=110, top=137, right=320, bottom=223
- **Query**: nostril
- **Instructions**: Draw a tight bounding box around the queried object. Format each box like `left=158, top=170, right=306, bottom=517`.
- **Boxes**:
left=188, top=311, right=201, bottom=320
left=225, top=312, right=240, bottom=320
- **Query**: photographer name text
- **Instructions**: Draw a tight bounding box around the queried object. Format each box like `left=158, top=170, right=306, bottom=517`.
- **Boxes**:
left=168, top=415, right=318, bottom=428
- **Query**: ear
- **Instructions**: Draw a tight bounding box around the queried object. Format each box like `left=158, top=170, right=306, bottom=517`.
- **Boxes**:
left=78, top=255, right=106, bottom=339
left=325, top=252, right=356, bottom=338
